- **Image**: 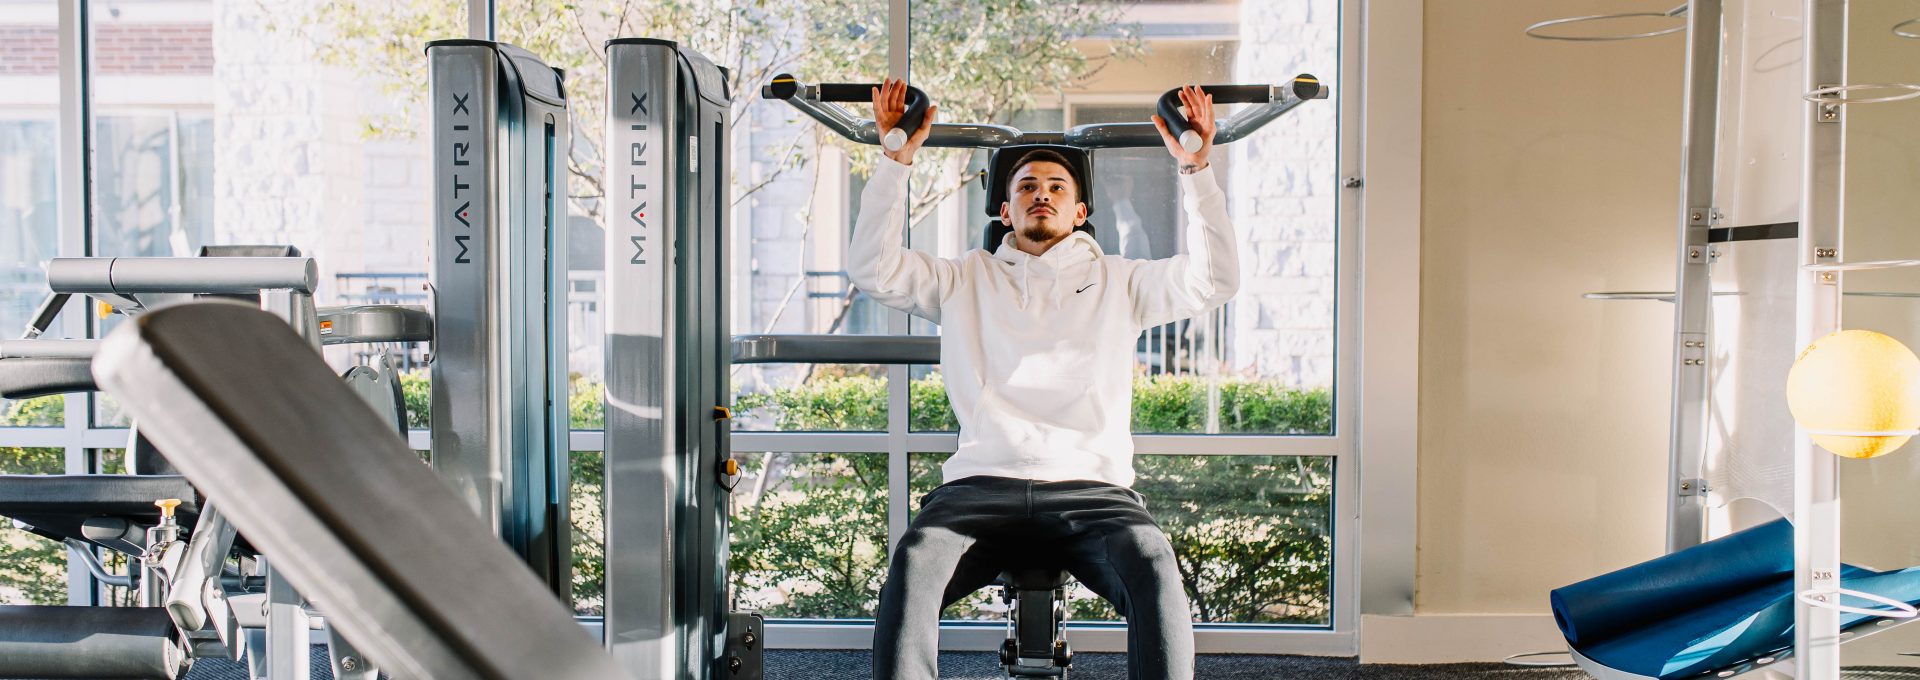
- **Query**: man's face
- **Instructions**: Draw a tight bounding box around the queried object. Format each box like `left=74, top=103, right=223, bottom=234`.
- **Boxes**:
left=1000, top=161, right=1088, bottom=244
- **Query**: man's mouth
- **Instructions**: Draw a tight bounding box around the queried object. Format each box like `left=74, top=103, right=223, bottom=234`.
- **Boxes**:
left=1028, top=207, right=1054, bottom=216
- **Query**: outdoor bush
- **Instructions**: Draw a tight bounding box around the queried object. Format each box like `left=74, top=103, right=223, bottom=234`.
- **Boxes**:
left=725, top=372, right=1336, bottom=624
left=0, top=396, right=69, bottom=605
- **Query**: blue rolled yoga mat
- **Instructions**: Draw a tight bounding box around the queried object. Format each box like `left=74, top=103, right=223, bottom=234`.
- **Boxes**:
left=1552, top=518, right=1920, bottom=680
left=1551, top=519, right=1793, bottom=647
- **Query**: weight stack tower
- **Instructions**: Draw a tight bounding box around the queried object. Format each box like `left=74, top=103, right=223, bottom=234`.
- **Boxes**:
left=603, top=38, right=758, bottom=679
left=427, top=39, right=573, bottom=601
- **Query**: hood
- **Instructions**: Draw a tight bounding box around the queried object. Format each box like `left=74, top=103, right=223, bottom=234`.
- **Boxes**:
left=990, top=229, right=1103, bottom=308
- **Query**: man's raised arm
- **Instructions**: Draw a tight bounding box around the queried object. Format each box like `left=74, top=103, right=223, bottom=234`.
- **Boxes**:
left=844, top=78, right=957, bottom=323
left=1130, top=85, right=1242, bottom=328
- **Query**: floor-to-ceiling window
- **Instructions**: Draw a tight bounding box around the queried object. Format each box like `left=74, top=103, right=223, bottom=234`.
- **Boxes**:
left=1, top=0, right=1358, bottom=653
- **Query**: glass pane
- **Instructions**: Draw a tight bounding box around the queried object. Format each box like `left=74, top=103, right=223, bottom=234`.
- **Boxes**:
left=907, top=365, right=955, bottom=432
left=730, top=452, right=888, bottom=619
left=0, top=446, right=65, bottom=605
left=97, top=447, right=127, bottom=475
left=904, top=1, right=1342, bottom=435
left=2, top=395, right=63, bottom=427
left=471, top=2, right=889, bottom=426
left=89, top=113, right=214, bottom=258
left=0, top=0, right=61, bottom=424
left=570, top=449, right=604, bottom=615
left=732, top=364, right=889, bottom=432
left=84, top=0, right=465, bottom=420
left=910, top=453, right=1334, bottom=625
left=728, top=1, right=891, bottom=415
left=400, top=369, right=429, bottom=430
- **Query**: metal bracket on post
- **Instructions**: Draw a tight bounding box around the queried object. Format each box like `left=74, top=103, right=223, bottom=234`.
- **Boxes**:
left=1815, top=247, right=1839, bottom=284
left=1813, top=85, right=1842, bottom=123
left=725, top=612, right=765, bottom=679
left=1679, top=333, right=1707, bottom=368
left=328, top=624, right=380, bottom=680
left=1686, top=208, right=1715, bottom=265
left=1678, top=478, right=1709, bottom=497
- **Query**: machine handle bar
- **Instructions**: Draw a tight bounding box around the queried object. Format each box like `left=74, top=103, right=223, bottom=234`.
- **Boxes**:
left=767, top=75, right=931, bottom=151
left=1157, top=79, right=1320, bottom=152
left=762, top=74, right=1327, bottom=150
left=731, top=334, right=939, bottom=365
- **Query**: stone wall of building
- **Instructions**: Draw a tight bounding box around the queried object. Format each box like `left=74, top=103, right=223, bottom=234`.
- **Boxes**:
left=212, top=0, right=380, bottom=301
left=1230, top=0, right=1341, bottom=389
left=739, top=104, right=831, bottom=337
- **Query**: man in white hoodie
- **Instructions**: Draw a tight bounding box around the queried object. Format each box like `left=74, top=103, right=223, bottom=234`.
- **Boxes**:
left=857, top=79, right=1237, bottom=680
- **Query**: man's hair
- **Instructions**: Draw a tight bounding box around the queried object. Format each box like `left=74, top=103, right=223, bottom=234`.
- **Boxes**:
left=1009, top=148, right=1083, bottom=203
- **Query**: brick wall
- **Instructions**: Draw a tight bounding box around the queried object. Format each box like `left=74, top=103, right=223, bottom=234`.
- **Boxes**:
left=0, top=23, right=214, bottom=75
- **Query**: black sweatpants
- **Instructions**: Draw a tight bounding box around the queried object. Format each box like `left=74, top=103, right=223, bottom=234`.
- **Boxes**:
left=871, top=475, right=1194, bottom=680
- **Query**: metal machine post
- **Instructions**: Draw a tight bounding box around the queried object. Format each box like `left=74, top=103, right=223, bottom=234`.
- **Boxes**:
left=602, top=38, right=745, bottom=678
left=1666, top=0, right=1723, bottom=553
left=428, top=39, right=573, bottom=599
left=1794, top=1, right=1846, bottom=678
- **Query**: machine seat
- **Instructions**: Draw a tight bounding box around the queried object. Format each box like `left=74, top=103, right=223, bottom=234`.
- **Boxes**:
left=0, top=357, right=97, bottom=400
left=997, top=566, right=1073, bottom=591
left=0, top=474, right=200, bottom=549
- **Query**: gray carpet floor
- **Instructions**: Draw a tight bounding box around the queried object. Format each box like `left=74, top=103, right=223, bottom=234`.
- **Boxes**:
left=175, top=648, right=1920, bottom=679
left=177, top=647, right=1602, bottom=679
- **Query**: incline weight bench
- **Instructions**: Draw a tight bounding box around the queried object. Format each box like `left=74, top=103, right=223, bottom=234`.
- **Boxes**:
left=0, top=248, right=429, bottom=680
left=94, top=300, right=625, bottom=679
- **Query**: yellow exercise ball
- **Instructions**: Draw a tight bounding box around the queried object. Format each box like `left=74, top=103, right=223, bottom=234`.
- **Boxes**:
left=1786, top=329, right=1920, bottom=459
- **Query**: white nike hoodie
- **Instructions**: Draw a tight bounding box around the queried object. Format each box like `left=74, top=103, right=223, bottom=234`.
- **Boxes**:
left=847, top=156, right=1239, bottom=487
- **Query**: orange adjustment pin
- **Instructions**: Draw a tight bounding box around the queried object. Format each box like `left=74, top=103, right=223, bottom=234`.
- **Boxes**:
left=722, top=459, right=740, bottom=477
left=713, top=406, right=732, bottom=420
left=154, top=499, right=181, bottom=518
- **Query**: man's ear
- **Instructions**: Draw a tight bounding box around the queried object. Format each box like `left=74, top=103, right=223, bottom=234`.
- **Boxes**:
left=1073, top=202, right=1089, bottom=227
left=1000, top=201, right=1012, bottom=223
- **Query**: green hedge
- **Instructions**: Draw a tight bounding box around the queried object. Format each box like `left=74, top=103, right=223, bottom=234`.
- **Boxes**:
left=1, top=396, right=68, bottom=604
left=723, top=372, right=1336, bottom=624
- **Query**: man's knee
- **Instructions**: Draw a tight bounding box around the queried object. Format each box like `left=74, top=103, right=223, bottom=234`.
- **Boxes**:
left=1108, top=525, right=1180, bottom=576
left=889, top=526, right=968, bottom=574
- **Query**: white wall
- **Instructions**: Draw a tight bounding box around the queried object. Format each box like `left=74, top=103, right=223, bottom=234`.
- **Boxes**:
left=1417, top=0, right=1681, bottom=616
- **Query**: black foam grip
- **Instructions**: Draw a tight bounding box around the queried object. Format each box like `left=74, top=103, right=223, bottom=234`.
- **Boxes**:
left=1290, top=74, right=1323, bottom=100
left=764, top=74, right=800, bottom=100
left=25, top=293, right=69, bottom=337
left=816, top=82, right=928, bottom=143
left=771, top=76, right=930, bottom=142
left=1157, top=85, right=1277, bottom=147
left=895, top=86, right=929, bottom=141
left=1197, top=84, right=1273, bottom=104
left=816, top=82, right=879, bottom=102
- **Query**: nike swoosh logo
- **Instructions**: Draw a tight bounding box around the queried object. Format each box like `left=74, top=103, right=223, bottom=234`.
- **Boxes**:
left=1076, top=283, right=1096, bottom=294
